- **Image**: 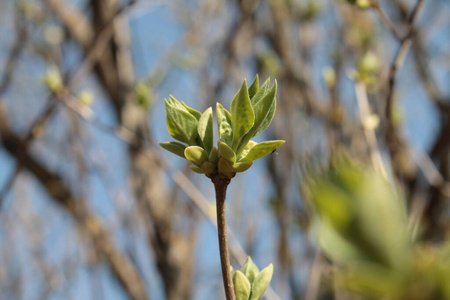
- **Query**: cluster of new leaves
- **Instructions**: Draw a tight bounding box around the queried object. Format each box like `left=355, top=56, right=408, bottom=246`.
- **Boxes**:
left=232, top=257, right=273, bottom=300
left=160, top=75, right=285, bottom=179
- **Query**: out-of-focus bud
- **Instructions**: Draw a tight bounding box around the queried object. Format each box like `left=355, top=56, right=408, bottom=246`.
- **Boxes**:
left=358, top=52, right=379, bottom=75
left=43, top=67, right=63, bottom=92
left=134, top=83, right=153, bottom=110
left=323, top=67, right=337, bottom=89
left=44, top=25, right=64, bottom=46
left=356, top=0, right=371, bottom=8
left=78, top=91, right=94, bottom=106
left=363, top=114, right=380, bottom=130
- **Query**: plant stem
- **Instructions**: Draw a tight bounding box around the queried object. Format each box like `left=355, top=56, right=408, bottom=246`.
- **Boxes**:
left=213, top=175, right=235, bottom=300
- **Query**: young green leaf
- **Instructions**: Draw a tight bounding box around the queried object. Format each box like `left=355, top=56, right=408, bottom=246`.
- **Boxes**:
left=181, top=101, right=202, bottom=120
left=159, top=141, right=187, bottom=158
left=218, top=141, right=236, bottom=164
left=200, top=162, right=216, bottom=175
left=253, top=100, right=276, bottom=138
left=250, top=77, right=271, bottom=106
left=216, top=103, right=233, bottom=146
left=251, top=81, right=277, bottom=138
left=249, top=264, right=273, bottom=300
left=241, top=257, right=259, bottom=284
left=233, top=271, right=251, bottom=300
left=231, top=80, right=255, bottom=150
left=232, top=161, right=253, bottom=173
left=189, top=165, right=204, bottom=174
left=248, top=74, right=259, bottom=99
left=165, top=99, right=198, bottom=145
left=198, top=107, right=214, bottom=154
left=237, top=82, right=277, bottom=155
left=209, top=147, right=219, bottom=163
left=185, top=146, right=208, bottom=166
left=239, top=140, right=285, bottom=162
left=218, top=157, right=235, bottom=174
left=237, top=140, right=257, bottom=161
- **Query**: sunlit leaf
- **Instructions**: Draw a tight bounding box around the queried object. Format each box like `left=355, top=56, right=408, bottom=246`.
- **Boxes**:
left=218, top=141, right=236, bottom=164
left=249, top=264, right=273, bottom=300
left=216, top=103, right=233, bottom=146
left=241, top=257, right=259, bottom=283
left=198, top=107, right=214, bottom=154
left=159, top=141, right=187, bottom=158
left=233, top=271, right=251, bottom=300
left=185, top=146, right=208, bottom=166
left=165, top=99, right=198, bottom=145
left=232, top=161, right=253, bottom=173
left=250, top=77, right=271, bottom=106
left=181, top=101, right=202, bottom=120
left=240, top=140, right=285, bottom=162
left=248, top=74, right=259, bottom=99
left=231, top=80, right=255, bottom=150
left=237, top=81, right=277, bottom=155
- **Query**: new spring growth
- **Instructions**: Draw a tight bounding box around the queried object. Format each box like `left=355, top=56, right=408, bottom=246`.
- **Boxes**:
left=232, top=257, right=273, bottom=300
left=160, top=75, right=285, bottom=180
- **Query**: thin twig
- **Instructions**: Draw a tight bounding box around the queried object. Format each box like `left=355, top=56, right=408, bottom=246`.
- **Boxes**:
left=373, top=2, right=403, bottom=40
left=355, top=81, right=388, bottom=179
left=212, top=176, right=235, bottom=300
left=385, top=0, right=425, bottom=124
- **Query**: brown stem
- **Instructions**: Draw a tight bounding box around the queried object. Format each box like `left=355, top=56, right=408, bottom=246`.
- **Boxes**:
left=213, top=175, right=235, bottom=300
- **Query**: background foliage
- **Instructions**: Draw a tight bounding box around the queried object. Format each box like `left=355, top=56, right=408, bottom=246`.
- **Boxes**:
left=0, top=0, right=449, bottom=299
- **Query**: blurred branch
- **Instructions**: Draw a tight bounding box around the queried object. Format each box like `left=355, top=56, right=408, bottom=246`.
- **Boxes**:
left=385, top=0, right=425, bottom=124
left=0, top=8, right=28, bottom=95
left=372, top=1, right=403, bottom=40
left=384, top=0, right=425, bottom=180
left=0, top=103, right=150, bottom=300
left=355, top=81, right=388, bottom=178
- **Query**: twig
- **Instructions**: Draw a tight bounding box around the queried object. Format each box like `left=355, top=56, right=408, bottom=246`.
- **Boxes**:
left=372, top=2, right=403, bottom=40
left=385, top=0, right=425, bottom=125
left=212, top=175, right=235, bottom=300
left=355, top=81, right=388, bottom=179
left=305, top=251, right=323, bottom=300
left=0, top=8, right=28, bottom=95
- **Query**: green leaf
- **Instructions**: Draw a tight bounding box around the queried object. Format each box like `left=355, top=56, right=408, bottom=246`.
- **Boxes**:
left=233, top=271, right=251, bottom=300
left=253, top=100, right=276, bottom=138
left=237, top=81, right=277, bottom=155
left=159, top=141, right=187, bottom=158
left=218, top=141, right=236, bottom=164
left=209, top=147, right=219, bottom=163
left=189, top=165, right=204, bottom=174
left=308, top=159, right=412, bottom=270
left=252, top=81, right=277, bottom=138
left=232, top=161, right=253, bottom=173
left=218, top=157, right=235, bottom=174
left=181, top=101, right=202, bottom=120
left=237, top=140, right=257, bottom=161
left=200, top=162, right=216, bottom=175
left=249, top=264, right=273, bottom=300
left=165, top=99, right=198, bottom=145
left=248, top=74, right=259, bottom=99
left=231, top=80, right=255, bottom=150
left=216, top=103, right=233, bottom=146
left=241, top=257, right=259, bottom=284
left=240, top=140, right=285, bottom=162
left=250, top=77, right=271, bottom=106
left=198, top=107, right=214, bottom=154
left=185, top=146, right=208, bottom=166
